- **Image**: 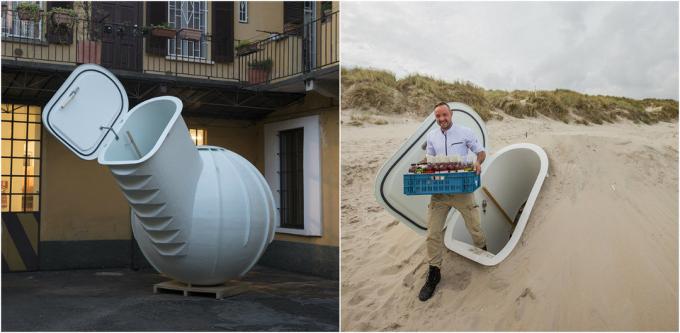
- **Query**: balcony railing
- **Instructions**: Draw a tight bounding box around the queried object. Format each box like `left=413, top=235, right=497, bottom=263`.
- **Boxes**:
left=1, top=9, right=339, bottom=85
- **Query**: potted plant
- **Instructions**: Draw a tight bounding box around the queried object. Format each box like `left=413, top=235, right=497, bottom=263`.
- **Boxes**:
left=178, top=27, right=201, bottom=41
left=235, top=39, right=258, bottom=56
left=248, top=59, right=272, bottom=84
left=45, top=6, right=76, bottom=45
left=16, top=2, right=40, bottom=21
left=322, top=2, right=333, bottom=17
left=49, top=7, right=76, bottom=27
left=149, top=23, right=176, bottom=39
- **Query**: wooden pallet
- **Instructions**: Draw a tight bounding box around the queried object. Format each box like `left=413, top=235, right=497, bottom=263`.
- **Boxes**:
left=153, top=280, right=247, bottom=300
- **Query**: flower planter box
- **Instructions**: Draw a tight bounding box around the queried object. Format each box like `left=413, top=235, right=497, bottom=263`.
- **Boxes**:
left=178, top=28, right=201, bottom=41
left=76, top=40, right=101, bottom=64
left=17, top=9, right=39, bottom=21
left=151, top=27, right=176, bottom=39
left=248, top=68, right=270, bottom=85
left=51, top=12, right=74, bottom=26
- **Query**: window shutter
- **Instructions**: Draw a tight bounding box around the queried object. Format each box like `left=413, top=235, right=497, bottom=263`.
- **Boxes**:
left=283, top=2, right=304, bottom=25
left=211, top=1, right=234, bottom=63
left=145, top=1, right=168, bottom=56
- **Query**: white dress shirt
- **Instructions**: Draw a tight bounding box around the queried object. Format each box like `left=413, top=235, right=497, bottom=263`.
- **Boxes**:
left=425, top=124, right=484, bottom=158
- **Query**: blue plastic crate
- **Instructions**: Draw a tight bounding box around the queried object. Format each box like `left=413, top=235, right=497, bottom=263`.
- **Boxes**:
left=403, top=172, right=480, bottom=195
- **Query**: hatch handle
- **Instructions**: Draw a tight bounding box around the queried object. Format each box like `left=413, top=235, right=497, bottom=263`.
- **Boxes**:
left=99, top=126, right=120, bottom=141
left=60, top=87, right=80, bottom=109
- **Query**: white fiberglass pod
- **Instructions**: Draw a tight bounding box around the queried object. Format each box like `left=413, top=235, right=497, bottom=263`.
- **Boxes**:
left=374, top=102, right=548, bottom=266
left=43, top=64, right=277, bottom=285
left=444, top=143, right=548, bottom=265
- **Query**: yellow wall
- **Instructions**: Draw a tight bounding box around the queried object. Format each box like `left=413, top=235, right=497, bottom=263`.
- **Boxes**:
left=260, top=92, right=339, bottom=247
left=40, top=133, right=130, bottom=241
left=184, top=117, right=260, bottom=164
left=234, top=2, right=283, bottom=43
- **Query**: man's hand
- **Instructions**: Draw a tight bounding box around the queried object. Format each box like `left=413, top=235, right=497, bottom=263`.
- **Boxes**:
left=474, top=151, right=486, bottom=175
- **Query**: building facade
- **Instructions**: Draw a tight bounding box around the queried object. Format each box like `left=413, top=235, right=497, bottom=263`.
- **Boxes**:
left=1, top=1, right=339, bottom=278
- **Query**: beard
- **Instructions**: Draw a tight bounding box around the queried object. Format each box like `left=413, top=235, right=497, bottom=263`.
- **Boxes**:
left=438, top=120, right=451, bottom=129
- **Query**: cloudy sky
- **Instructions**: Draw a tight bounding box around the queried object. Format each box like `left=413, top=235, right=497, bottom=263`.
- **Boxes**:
left=342, top=2, right=679, bottom=100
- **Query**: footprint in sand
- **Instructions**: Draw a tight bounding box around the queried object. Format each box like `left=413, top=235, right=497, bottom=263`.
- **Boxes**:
left=449, top=270, right=472, bottom=291
left=348, top=293, right=365, bottom=306
left=489, top=276, right=510, bottom=291
left=402, top=272, right=415, bottom=287
left=381, top=264, right=403, bottom=275
left=376, top=286, right=391, bottom=297
left=367, top=206, right=383, bottom=213
left=384, top=220, right=399, bottom=230
left=514, top=287, right=536, bottom=320
left=384, top=323, right=401, bottom=330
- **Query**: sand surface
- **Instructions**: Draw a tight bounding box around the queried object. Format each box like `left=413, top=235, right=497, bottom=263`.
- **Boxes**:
left=340, top=110, right=678, bottom=331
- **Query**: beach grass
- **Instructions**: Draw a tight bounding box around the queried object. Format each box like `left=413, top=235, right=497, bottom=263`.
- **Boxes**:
left=342, top=67, right=678, bottom=124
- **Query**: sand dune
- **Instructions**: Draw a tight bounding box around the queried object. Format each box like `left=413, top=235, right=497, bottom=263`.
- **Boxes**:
left=340, top=110, right=678, bottom=331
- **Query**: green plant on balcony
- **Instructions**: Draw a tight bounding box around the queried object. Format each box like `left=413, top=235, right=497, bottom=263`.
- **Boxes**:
left=16, top=2, right=40, bottom=21
left=236, top=39, right=259, bottom=56
left=321, top=1, right=333, bottom=16
left=45, top=6, right=76, bottom=45
left=247, top=59, right=273, bottom=85
left=249, top=59, right=273, bottom=71
left=48, top=7, right=77, bottom=27
left=148, top=22, right=177, bottom=39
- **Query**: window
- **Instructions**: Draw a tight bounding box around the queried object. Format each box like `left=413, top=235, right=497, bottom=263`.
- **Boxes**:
left=1, top=1, right=43, bottom=40
left=1, top=104, right=42, bottom=212
left=238, top=1, right=248, bottom=23
left=264, top=115, right=321, bottom=236
left=278, top=128, right=304, bottom=229
left=168, top=1, right=207, bottom=59
left=189, top=128, right=206, bottom=145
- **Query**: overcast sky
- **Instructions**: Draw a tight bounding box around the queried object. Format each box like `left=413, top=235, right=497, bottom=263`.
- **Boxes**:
left=342, top=2, right=679, bottom=100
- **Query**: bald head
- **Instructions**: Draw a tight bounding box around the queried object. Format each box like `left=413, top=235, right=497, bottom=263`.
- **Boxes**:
left=434, top=102, right=452, bottom=130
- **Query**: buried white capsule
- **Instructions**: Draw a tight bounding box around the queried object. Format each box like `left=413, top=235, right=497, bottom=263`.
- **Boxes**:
left=374, top=102, right=548, bottom=266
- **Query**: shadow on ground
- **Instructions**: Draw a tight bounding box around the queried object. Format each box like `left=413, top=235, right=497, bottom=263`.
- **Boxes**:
left=1, top=265, right=338, bottom=331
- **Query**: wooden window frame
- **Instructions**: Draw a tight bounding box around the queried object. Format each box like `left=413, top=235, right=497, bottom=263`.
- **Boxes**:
left=1, top=103, right=42, bottom=213
left=264, top=115, right=322, bottom=237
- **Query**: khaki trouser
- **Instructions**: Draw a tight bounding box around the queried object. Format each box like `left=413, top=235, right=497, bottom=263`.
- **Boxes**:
left=426, top=193, right=486, bottom=267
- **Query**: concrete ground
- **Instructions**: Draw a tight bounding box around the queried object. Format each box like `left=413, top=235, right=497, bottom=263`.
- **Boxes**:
left=1, top=266, right=338, bottom=331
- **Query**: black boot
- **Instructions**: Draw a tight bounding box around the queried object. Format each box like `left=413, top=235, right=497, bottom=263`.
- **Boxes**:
left=418, top=265, right=441, bottom=301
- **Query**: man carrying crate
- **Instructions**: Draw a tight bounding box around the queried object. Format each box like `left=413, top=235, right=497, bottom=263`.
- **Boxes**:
left=419, top=102, right=487, bottom=302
